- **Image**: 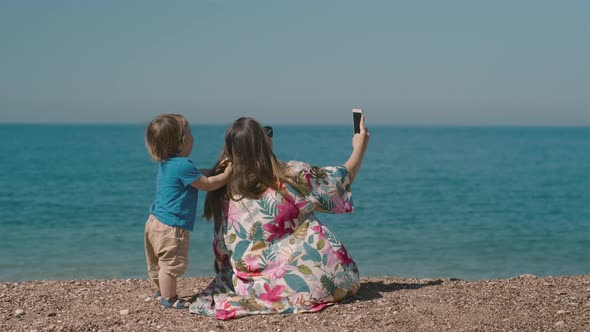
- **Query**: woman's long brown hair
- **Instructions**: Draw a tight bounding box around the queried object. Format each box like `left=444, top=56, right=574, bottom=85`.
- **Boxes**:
left=204, top=117, right=308, bottom=225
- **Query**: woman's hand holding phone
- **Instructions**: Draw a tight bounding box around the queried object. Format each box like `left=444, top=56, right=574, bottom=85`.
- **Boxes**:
left=345, top=109, right=369, bottom=184
left=353, top=109, right=363, bottom=134
left=352, top=110, right=369, bottom=151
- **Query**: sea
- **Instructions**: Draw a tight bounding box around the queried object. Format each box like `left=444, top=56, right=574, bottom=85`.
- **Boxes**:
left=0, top=124, right=589, bottom=282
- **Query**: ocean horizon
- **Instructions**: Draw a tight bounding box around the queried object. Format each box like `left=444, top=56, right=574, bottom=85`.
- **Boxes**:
left=1, top=124, right=588, bottom=282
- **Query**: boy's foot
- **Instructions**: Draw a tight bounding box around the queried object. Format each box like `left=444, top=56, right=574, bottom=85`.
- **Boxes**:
left=160, top=296, right=190, bottom=309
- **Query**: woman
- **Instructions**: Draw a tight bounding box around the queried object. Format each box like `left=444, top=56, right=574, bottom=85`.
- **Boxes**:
left=190, top=116, right=370, bottom=319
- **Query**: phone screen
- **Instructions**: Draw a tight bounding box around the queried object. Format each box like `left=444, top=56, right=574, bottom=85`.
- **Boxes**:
left=353, top=110, right=362, bottom=134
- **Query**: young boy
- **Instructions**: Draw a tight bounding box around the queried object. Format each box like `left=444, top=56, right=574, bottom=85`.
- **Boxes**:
left=144, top=114, right=231, bottom=309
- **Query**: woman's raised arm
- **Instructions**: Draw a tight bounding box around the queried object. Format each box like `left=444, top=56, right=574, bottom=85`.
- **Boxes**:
left=343, top=114, right=370, bottom=184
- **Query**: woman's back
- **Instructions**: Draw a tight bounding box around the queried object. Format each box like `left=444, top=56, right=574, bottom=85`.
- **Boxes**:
left=191, top=161, right=360, bottom=319
left=192, top=116, right=369, bottom=319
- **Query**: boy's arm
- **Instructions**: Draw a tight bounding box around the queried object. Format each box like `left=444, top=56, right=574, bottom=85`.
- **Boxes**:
left=190, top=163, right=232, bottom=191
left=199, top=168, right=212, bottom=177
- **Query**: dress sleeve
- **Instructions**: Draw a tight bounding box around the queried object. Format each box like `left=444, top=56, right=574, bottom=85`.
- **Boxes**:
left=179, top=159, right=202, bottom=187
left=285, top=160, right=353, bottom=214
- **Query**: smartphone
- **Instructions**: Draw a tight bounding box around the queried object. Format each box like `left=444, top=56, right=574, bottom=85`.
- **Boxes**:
left=352, top=108, right=363, bottom=134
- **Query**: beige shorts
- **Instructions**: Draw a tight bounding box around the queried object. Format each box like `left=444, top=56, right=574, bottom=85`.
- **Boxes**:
left=144, top=215, right=190, bottom=280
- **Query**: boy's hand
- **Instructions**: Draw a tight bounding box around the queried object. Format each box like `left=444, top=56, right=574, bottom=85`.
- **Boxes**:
left=222, top=162, right=233, bottom=176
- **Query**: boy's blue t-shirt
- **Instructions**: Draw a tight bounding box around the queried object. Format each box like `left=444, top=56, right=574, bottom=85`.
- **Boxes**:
left=149, top=156, right=202, bottom=231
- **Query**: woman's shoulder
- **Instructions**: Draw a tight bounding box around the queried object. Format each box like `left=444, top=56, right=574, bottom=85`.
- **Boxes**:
left=228, top=187, right=280, bottom=210
left=284, top=160, right=311, bottom=175
left=284, top=161, right=347, bottom=176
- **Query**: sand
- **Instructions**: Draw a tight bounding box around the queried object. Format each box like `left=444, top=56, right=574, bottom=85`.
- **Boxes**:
left=1, top=275, right=589, bottom=331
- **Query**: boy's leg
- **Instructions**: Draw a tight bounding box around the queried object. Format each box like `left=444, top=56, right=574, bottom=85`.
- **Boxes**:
left=158, top=270, right=178, bottom=299
left=154, top=221, right=190, bottom=307
left=144, top=216, right=160, bottom=290
left=159, top=272, right=189, bottom=308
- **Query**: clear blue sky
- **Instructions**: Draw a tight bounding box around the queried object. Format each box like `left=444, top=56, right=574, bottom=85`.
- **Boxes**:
left=1, top=0, right=588, bottom=125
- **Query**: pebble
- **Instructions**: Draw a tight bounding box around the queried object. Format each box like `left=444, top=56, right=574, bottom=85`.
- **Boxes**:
left=15, top=309, right=25, bottom=316
left=144, top=297, right=152, bottom=302
left=119, top=309, right=130, bottom=315
left=557, top=310, right=566, bottom=315
left=586, top=287, right=590, bottom=292
left=0, top=293, right=5, bottom=299
left=555, top=320, right=565, bottom=327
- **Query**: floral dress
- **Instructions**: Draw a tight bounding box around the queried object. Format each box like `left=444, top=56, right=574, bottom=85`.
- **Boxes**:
left=189, top=161, right=360, bottom=320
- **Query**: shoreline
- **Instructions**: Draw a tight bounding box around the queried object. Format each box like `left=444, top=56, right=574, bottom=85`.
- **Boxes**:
left=2, top=275, right=589, bottom=331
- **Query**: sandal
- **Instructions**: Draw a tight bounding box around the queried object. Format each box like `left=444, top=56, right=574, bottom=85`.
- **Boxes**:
left=154, top=290, right=161, bottom=301
left=160, top=296, right=190, bottom=309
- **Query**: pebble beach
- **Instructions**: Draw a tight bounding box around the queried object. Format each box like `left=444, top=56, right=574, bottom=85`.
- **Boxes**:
left=2, top=275, right=589, bottom=331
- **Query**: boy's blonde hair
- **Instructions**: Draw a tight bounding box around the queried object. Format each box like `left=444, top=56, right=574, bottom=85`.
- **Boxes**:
left=145, top=114, right=190, bottom=162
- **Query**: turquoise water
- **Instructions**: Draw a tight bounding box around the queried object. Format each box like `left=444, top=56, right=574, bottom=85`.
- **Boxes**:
left=1, top=124, right=589, bottom=281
